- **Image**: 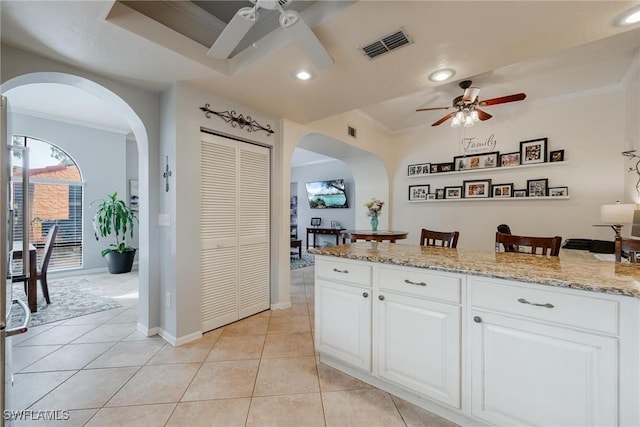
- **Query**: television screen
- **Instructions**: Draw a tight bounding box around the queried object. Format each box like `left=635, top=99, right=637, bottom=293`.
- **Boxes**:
left=305, top=179, right=348, bottom=209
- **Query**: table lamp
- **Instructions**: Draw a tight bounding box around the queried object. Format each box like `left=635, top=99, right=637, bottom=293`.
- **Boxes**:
left=600, top=202, right=637, bottom=236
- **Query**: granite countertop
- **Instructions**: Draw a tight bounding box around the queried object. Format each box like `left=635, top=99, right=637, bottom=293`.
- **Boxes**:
left=309, top=242, right=640, bottom=298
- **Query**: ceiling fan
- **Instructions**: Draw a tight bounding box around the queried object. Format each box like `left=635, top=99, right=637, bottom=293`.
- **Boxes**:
left=416, top=80, right=526, bottom=127
left=207, top=0, right=333, bottom=70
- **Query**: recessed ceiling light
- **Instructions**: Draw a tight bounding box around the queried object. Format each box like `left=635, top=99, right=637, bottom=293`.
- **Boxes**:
left=429, top=68, right=455, bottom=82
left=615, top=5, right=640, bottom=26
left=296, top=71, right=312, bottom=80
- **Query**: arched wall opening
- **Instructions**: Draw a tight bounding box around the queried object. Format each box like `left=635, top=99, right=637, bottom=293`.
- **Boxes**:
left=2, top=72, right=152, bottom=331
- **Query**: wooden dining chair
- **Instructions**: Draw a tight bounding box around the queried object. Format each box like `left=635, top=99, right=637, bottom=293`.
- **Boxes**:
left=615, top=236, right=640, bottom=262
left=495, top=231, right=562, bottom=256
left=13, top=224, right=58, bottom=304
left=420, top=228, right=459, bottom=248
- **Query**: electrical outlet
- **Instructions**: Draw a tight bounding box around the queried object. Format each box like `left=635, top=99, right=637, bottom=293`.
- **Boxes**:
left=165, top=292, right=171, bottom=308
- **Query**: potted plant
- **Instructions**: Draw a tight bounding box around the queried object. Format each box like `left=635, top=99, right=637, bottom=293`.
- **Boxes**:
left=92, top=191, right=138, bottom=274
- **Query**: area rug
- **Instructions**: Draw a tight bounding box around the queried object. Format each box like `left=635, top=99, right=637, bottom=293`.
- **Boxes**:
left=8, top=277, right=122, bottom=328
left=290, top=253, right=315, bottom=270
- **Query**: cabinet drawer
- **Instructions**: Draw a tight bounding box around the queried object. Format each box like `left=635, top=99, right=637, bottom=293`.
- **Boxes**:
left=316, top=258, right=372, bottom=287
left=379, top=267, right=461, bottom=303
left=470, top=278, right=619, bottom=335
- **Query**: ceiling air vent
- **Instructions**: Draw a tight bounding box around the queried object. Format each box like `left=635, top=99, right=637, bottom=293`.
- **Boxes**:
left=360, top=28, right=413, bottom=60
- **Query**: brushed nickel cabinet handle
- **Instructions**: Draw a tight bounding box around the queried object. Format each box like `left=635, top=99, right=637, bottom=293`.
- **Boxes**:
left=404, top=279, right=427, bottom=287
left=333, top=268, right=349, bottom=274
left=518, top=298, right=554, bottom=309
left=362, top=292, right=369, bottom=298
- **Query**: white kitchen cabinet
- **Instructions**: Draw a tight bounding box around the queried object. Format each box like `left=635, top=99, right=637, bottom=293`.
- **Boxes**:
left=315, top=278, right=372, bottom=371
left=469, top=277, right=619, bottom=426
left=377, top=291, right=460, bottom=408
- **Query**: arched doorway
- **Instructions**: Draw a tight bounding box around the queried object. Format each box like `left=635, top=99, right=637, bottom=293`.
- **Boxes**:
left=2, top=72, right=154, bottom=333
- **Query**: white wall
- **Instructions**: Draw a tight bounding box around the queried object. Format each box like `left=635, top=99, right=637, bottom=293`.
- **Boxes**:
left=392, top=86, right=626, bottom=249
left=291, top=159, right=355, bottom=248
left=126, top=137, right=140, bottom=250
left=11, top=113, right=128, bottom=270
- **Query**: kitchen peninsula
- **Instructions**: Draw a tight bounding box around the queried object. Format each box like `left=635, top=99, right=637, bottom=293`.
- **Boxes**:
left=310, top=242, right=640, bottom=426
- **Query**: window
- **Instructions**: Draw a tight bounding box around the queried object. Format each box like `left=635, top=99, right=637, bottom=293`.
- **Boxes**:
left=12, top=136, right=84, bottom=271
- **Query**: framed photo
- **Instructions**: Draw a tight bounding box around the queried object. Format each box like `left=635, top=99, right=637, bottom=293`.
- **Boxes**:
left=500, top=152, right=521, bottom=167
left=527, top=178, right=548, bottom=197
left=492, top=183, right=513, bottom=198
left=330, top=220, right=341, bottom=228
left=310, top=217, right=321, bottom=226
left=513, top=189, right=528, bottom=198
left=409, top=184, right=430, bottom=201
left=549, top=149, right=564, bottom=162
left=444, top=186, right=462, bottom=199
left=454, top=152, right=499, bottom=171
left=426, top=193, right=436, bottom=200
left=463, top=179, right=492, bottom=198
left=129, top=179, right=139, bottom=211
left=520, top=137, right=548, bottom=165
left=435, top=188, right=445, bottom=199
left=431, top=162, right=454, bottom=173
left=549, top=186, right=568, bottom=197
left=407, top=163, right=431, bottom=177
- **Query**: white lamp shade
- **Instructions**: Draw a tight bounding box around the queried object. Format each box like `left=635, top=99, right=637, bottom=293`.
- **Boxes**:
left=600, top=203, right=637, bottom=224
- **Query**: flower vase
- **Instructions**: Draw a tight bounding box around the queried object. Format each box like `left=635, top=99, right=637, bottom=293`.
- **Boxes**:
left=370, top=214, right=379, bottom=232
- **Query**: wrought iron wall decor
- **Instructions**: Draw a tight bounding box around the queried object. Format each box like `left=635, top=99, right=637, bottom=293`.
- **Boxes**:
left=623, top=148, right=640, bottom=196
left=200, top=104, right=274, bottom=136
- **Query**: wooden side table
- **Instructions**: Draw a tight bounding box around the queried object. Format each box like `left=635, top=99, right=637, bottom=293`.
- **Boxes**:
left=306, top=227, right=346, bottom=249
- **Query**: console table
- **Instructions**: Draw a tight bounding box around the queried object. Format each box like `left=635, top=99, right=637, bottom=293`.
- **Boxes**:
left=342, top=230, right=408, bottom=243
left=306, top=227, right=346, bottom=249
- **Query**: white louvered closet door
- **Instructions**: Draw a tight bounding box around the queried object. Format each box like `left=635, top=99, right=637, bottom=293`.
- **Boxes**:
left=200, top=133, right=270, bottom=332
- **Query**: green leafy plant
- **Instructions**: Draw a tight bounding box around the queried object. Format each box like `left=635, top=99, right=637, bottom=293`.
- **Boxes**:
left=92, top=191, right=138, bottom=257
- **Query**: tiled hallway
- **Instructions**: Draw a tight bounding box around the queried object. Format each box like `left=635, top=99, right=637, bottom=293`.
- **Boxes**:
left=7, top=266, right=457, bottom=426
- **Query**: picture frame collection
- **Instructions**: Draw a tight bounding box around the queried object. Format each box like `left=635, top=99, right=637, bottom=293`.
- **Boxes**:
left=407, top=137, right=565, bottom=177
left=407, top=137, right=569, bottom=201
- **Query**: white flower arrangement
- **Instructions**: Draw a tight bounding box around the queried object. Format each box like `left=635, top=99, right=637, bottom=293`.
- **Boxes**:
left=364, top=198, right=384, bottom=217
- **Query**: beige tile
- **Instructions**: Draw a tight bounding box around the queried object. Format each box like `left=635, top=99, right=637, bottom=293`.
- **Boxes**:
left=85, top=339, right=165, bottom=368
left=61, top=308, right=123, bottom=325
left=13, top=345, right=62, bottom=372
left=31, top=367, right=138, bottom=411
left=72, top=323, right=138, bottom=343
left=247, top=393, right=325, bottom=427
left=148, top=335, right=218, bottom=365
left=121, top=330, right=167, bottom=342
left=18, top=324, right=98, bottom=346
left=20, top=343, right=115, bottom=372
left=85, top=403, right=176, bottom=427
left=222, top=315, right=270, bottom=336
left=8, top=371, right=77, bottom=411
left=267, top=315, right=311, bottom=334
left=166, top=398, right=250, bottom=427
left=206, top=334, right=265, bottom=362
left=182, top=359, right=259, bottom=400
left=107, top=363, right=200, bottom=406
left=391, top=395, right=461, bottom=427
left=317, top=361, right=373, bottom=392
left=254, top=356, right=319, bottom=396
left=11, top=323, right=57, bottom=345
left=103, top=308, right=138, bottom=324
left=322, top=389, right=406, bottom=427
left=262, top=332, right=314, bottom=358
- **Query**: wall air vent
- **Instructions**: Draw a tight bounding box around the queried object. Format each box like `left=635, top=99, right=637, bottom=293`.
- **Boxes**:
left=348, top=126, right=357, bottom=138
left=360, top=27, right=413, bottom=60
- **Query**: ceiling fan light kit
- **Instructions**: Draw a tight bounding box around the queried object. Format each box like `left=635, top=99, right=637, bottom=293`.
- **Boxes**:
left=416, top=80, right=526, bottom=127
left=207, top=0, right=334, bottom=70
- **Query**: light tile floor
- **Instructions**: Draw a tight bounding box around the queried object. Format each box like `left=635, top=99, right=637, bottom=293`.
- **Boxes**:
left=7, top=267, right=459, bottom=426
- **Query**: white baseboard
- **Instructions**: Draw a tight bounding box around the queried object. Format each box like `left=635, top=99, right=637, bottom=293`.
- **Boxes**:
left=157, top=328, right=202, bottom=347
left=137, top=323, right=159, bottom=337
left=271, top=301, right=292, bottom=310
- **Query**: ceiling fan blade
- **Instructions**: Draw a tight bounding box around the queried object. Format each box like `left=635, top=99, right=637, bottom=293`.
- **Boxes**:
left=462, top=87, right=480, bottom=103
left=281, top=11, right=334, bottom=70
left=416, top=106, right=452, bottom=112
left=479, top=93, right=526, bottom=106
left=475, top=108, right=492, bottom=121
left=432, top=112, right=455, bottom=126
left=207, top=7, right=258, bottom=59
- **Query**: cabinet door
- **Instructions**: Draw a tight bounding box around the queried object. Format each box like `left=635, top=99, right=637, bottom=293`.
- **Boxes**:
left=377, top=292, right=460, bottom=408
left=316, top=279, right=371, bottom=371
left=470, top=311, right=618, bottom=426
